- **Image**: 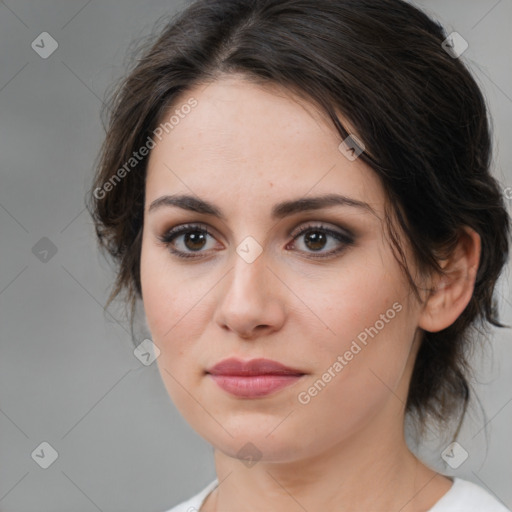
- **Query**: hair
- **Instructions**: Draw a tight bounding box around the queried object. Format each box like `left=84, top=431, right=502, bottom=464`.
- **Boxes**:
left=87, top=0, right=510, bottom=434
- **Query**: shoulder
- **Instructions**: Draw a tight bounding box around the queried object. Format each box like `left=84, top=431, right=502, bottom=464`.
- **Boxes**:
left=162, top=479, right=218, bottom=512
left=429, top=477, right=511, bottom=512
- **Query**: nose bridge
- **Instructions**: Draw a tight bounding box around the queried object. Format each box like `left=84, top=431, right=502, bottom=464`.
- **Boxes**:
left=225, top=212, right=271, bottom=294
left=213, top=240, right=285, bottom=338
left=228, top=244, right=270, bottom=302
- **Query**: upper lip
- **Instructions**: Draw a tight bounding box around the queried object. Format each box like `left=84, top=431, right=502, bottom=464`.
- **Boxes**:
left=206, top=358, right=305, bottom=376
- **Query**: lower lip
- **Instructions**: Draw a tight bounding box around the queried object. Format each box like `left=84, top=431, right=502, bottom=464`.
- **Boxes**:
left=208, top=374, right=304, bottom=398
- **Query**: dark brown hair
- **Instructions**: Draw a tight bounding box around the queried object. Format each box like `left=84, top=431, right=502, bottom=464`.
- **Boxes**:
left=87, top=0, right=510, bottom=432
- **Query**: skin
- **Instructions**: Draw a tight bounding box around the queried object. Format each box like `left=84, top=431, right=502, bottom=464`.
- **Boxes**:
left=140, top=75, right=481, bottom=511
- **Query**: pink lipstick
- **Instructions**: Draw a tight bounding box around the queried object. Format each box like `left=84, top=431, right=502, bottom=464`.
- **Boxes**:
left=206, top=357, right=305, bottom=398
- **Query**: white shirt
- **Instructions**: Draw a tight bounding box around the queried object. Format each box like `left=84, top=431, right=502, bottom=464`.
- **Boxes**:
left=164, top=477, right=511, bottom=512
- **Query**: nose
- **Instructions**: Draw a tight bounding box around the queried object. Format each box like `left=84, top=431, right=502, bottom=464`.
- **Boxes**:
left=213, top=249, right=286, bottom=340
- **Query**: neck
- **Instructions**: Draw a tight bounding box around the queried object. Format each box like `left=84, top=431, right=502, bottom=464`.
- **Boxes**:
left=204, top=410, right=451, bottom=512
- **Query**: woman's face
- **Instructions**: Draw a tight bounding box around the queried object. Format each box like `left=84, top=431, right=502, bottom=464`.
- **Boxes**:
left=140, top=75, right=426, bottom=462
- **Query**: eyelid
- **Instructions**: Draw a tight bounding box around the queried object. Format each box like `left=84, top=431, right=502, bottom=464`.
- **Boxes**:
left=289, top=221, right=354, bottom=240
left=287, top=222, right=355, bottom=259
left=158, top=222, right=217, bottom=244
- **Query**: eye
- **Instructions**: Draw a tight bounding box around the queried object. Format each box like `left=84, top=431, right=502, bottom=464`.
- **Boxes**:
left=287, top=223, right=354, bottom=258
left=158, top=223, right=219, bottom=259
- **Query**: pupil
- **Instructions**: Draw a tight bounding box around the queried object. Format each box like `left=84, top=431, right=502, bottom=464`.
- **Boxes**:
left=305, top=231, right=326, bottom=251
left=185, top=231, right=206, bottom=251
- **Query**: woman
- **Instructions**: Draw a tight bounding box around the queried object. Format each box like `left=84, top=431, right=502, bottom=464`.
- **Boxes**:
left=88, top=0, right=511, bottom=510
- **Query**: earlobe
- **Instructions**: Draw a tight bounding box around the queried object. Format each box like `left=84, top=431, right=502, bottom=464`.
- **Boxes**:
left=418, top=227, right=481, bottom=333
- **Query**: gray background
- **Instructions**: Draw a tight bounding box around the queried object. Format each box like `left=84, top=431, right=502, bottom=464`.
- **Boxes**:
left=0, top=1, right=510, bottom=510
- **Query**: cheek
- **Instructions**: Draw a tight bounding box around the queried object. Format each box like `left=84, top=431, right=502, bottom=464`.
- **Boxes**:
left=293, top=306, right=414, bottom=449
left=141, top=240, right=195, bottom=339
left=140, top=240, right=214, bottom=387
left=140, top=240, right=187, bottom=370
left=292, top=253, right=414, bottom=414
left=140, top=246, right=170, bottom=339
left=140, top=253, right=198, bottom=415
left=299, top=248, right=409, bottom=356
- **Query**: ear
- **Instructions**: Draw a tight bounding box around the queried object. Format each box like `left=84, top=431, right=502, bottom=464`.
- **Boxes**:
left=418, top=226, right=481, bottom=333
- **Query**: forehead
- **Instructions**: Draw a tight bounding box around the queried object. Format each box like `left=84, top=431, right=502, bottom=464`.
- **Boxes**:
left=145, top=76, right=383, bottom=216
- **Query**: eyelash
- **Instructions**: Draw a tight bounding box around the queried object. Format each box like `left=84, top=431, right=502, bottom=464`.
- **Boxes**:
left=158, top=222, right=354, bottom=260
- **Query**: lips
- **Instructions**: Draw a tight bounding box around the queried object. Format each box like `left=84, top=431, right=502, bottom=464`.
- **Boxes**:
left=206, top=357, right=305, bottom=376
left=206, top=358, right=306, bottom=398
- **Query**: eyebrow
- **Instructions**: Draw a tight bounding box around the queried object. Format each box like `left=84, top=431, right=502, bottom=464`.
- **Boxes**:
left=148, top=193, right=376, bottom=220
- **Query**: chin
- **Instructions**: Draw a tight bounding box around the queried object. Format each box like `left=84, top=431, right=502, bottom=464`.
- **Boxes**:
left=199, top=419, right=307, bottom=462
